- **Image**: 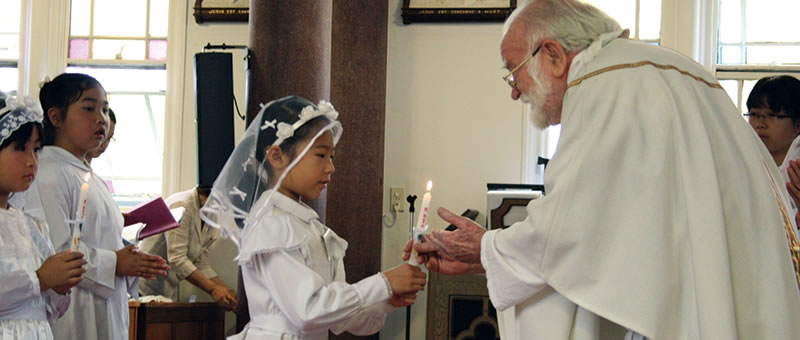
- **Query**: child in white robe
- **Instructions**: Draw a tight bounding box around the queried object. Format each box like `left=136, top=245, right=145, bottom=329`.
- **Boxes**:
left=23, top=74, right=170, bottom=340
left=0, top=93, right=86, bottom=340
left=200, top=96, right=426, bottom=340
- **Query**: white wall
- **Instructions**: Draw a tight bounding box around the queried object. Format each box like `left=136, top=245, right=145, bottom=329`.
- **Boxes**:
left=379, top=1, right=526, bottom=339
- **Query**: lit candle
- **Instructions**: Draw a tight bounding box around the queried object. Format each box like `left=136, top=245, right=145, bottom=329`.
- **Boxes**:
left=71, top=172, right=91, bottom=252
left=409, top=180, right=432, bottom=265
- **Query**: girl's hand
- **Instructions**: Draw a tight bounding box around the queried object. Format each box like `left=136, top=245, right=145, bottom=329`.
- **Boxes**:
left=383, top=264, right=426, bottom=295
left=389, top=292, right=417, bottom=307
left=36, top=250, right=86, bottom=292
left=115, top=244, right=170, bottom=279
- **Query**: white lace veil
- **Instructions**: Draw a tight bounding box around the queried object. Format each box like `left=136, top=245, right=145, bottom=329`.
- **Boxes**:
left=199, top=96, right=342, bottom=247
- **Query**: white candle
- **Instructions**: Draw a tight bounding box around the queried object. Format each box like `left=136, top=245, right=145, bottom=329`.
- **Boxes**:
left=71, top=172, right=91, bottom=251
left=409, top=180, right=432, bottom=265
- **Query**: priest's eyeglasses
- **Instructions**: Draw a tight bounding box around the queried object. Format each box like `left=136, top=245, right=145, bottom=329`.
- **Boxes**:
left=743, top=112, right=791, bottom=121
left=502, top=44, right=543, bottom=89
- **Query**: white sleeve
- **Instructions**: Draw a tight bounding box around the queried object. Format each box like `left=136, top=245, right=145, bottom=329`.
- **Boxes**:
left=29, top=175, right=117, bottom=299
left=43, top=289, right=70, bottom=326
left=329, top=260, right=394, bottom=336
left=481, top=228, right=548, bottom=311
left=251, top=249, right=390, bottom=335
left=0, top=270, right=42, bottom=315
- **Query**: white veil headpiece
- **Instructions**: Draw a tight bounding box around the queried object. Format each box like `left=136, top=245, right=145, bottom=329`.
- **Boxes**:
left=0, top=92, right=44, bottom=147
left=199, top=96, right=342, bottom=247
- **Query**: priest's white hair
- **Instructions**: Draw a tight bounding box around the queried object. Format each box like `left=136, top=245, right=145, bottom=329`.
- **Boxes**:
left=505, top=0, right=621, bottom=54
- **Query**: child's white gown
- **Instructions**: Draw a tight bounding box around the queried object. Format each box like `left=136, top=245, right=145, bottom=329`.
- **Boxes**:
left=0, top=207, right=70, bottom=340
left=233, top=191, right=394, bottom=340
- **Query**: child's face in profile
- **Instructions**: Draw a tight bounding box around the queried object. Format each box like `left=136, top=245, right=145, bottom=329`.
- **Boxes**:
left=279, top=130, right=336, bottom=201
left=748, top=105, right=800, bottom=161
left=53, top=86, right=109, bottom=158
left=0, top=127, right=41, bottom=198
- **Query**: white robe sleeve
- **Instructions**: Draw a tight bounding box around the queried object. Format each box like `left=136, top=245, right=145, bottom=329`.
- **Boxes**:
left=251, top=249, right=390, bottom=335
left=28, top=172, right=118, bottom=299
left=43, top=289, right=70, bottom=326
left=481, top=227, right=548, bottom=310
left=0, top=270, right=42, bottom=315
left=328, top=260, right=394, bottom=336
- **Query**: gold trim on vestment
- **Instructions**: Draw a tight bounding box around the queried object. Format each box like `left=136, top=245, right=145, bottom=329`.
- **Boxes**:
left=567, top=61, right=724, bottom=90
left=764, top=160, right=800, bottom=290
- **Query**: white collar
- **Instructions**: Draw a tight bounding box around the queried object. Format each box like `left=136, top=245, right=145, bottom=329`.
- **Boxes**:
left=567, top=29, right=629, bottom=85
left=41, top=146, right=91, bottom=171
left=268, top=190, right=319, bottom=223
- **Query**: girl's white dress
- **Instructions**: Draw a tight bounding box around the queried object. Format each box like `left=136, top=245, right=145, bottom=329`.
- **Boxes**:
left=232, top=191, right=394, bottom=340
left=0, top=207, right=70, bottom=340
left=24, top=146, right=137, bottom=340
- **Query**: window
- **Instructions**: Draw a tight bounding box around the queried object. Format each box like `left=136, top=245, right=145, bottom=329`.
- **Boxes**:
left=525, top=0, right=663, bottom=183
left=716, top=0, right=800, bottom=111
left=0, top=0, right=21, bottom=94
left=66, top=0, right=170, bottom=204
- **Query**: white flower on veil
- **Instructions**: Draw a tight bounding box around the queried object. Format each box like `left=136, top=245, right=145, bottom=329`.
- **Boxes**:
left=274, top=122, right=295, bottom=145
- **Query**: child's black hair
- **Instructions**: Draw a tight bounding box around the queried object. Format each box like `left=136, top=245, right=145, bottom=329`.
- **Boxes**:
left=747, top=75, right=800, bottom=124
left=39, top=73, right=105, bottom=145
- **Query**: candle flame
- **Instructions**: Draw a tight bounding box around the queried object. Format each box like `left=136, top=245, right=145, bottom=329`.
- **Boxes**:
left=83, top=172, right=92, bottom=182
left=426, top=180, right=432, bottom=191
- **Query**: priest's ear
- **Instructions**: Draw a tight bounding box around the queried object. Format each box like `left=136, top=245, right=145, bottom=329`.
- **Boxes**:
left=541, top=39, right=570, bottom=79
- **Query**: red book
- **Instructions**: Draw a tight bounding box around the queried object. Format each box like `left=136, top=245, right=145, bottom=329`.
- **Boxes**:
left=123, top=196, right=180, bottom=240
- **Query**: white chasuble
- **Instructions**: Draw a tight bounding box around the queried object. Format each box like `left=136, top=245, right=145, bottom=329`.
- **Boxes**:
left=484, top=31, right=800, bottom=339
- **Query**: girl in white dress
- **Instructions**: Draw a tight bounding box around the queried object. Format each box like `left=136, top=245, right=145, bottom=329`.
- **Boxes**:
left=24, top=74, right=170, bottom=340
left=0, top=93, right=86, bottom=340
left=201, top=96, right=426, bottom=340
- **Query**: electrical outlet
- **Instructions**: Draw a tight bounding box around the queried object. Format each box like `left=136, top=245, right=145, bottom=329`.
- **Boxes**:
left=390, top=187, right=405, bottom=212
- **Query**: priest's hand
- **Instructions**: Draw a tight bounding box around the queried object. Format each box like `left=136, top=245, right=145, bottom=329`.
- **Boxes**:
left=115, top=244, right=170, bottom=280
left=404, top=239, right=485, bottom=275
left=36, top=250, right=86, bottom=292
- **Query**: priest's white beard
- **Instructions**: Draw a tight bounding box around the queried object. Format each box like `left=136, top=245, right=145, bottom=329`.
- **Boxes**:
left=520, top=61, right=553, bottom=130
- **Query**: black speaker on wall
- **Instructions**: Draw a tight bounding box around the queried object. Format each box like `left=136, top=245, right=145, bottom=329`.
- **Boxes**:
left=194, top=52, right=235, bottom=188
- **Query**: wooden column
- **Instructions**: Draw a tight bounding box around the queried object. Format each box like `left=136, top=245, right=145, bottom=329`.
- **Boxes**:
left=328, top=1, right=388, bottom=338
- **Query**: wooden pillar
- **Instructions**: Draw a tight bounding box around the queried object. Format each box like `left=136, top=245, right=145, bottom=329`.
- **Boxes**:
left=328, top=1, right=388, bottom=338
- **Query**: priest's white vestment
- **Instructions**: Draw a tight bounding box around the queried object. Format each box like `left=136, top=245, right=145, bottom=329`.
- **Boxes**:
left=484, top=31, right=800, bottom=339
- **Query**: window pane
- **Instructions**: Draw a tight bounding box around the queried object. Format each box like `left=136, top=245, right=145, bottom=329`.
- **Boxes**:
left=718, top=79, right=740, bottom=110
left=0, top=67, right=18, bottom=93
left=0, top=0, right=20, bottom=34
left=93, top=39, right=146, bottom=60
left=149, top=0, right=170, bottom=37
left=638, top=0, right=661, bottom=40
left=99, top=94, right=164, bottom=197
left=746, top=46, right=800, bottom=65
left=746, top=0, right=800, bottom=43
left=0, top=34, right=19, bottom=59
left=586, top=0, right=637, bottom=37
left=69, top=0, right=91, bottom=36
left=148, top=40, right=167, bottom=61
left=93, top=0, right=146, bottom=37
left=69, top=38, right=90, bottom=59
left=66, top=66, right=166, bottom=93
left=741, top=80, right=757, bottom=109
left=718, top=0, right=741, bottom=44
left=718, top=45, right=742, bottom=65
